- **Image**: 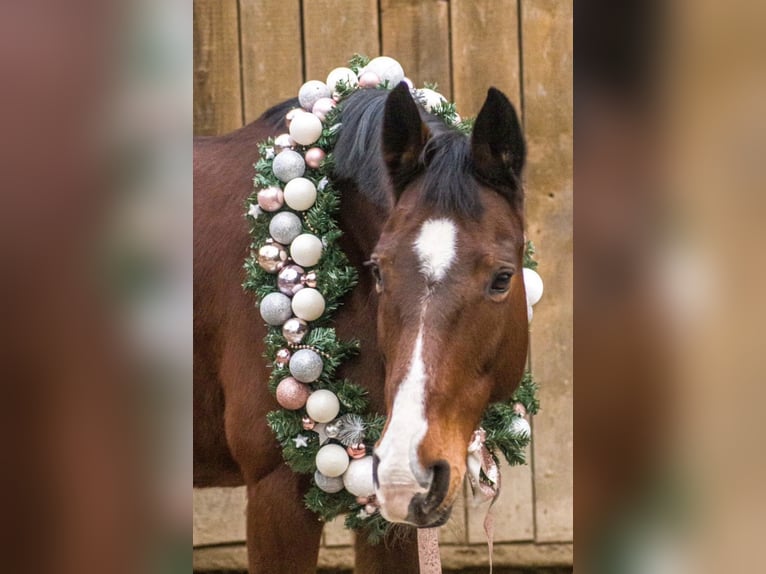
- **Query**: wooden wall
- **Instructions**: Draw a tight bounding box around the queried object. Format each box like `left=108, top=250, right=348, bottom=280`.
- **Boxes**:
left=193, top=0, right=572, bottom=569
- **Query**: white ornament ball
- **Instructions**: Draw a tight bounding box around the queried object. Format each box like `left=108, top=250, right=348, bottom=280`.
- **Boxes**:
left=523, top=268, right=544, bottom=306
left=306, top=389, right=340, bottom=423
left=289, top=349, right=324, bottom=383
left=268, top=211, right=303, bottom=245
left=342, top=456, right=375, bottom=497
left=364, top=56, right=405, bottom=86
left=272, top=149, right=305, bottom=182
left=417, top=88, right=447, bottom=112
left=315, top=443, right=350, bottom=477
left=283, top=177, right=317, bottom=211
left=259, top=292, right=293, bottom=326
left=527, top=305, right=533, bottom=323
left=326, top=67, right=358, bottom=93
left=314, top=470, right=345, bottom=493
left=289, top=110, right=323, bottom=146
left=510, top=417, right=531, bottom=439
left=298, top=80, right=332, bottom=111
left=290, top=233, right=323, bottom=267
left=291, top=288, right=326, bottom=321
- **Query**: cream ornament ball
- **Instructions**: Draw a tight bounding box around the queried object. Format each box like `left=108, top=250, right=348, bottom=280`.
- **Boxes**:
left=259, top=292, right=293, bottom=326
left=363, top=56, right=405, bottom=86
left=417, top=88, right=447, bottom=113
left=342, top=456, right=375, bottom=498
left=291, top=287, right=326, bottom=321
left=289, top=349, right=324, bottom=383
left=298, top=80, right=332, bottom=111
left=283, top=177, right=317, bottom=211
left=290, top=233, right=323, bottom=267
left=268, top=211, right=303, bottom=245
left=523, top=268, right=544, bottom=306
left=272, top=149, right=306, bottom=182
left=305, top=389, right=340, bottom=423
left=315, top=443, right=350, bottom=477
left=326, top=67, right=358, bottom=93
left=289, top=111, right=323, bottom=146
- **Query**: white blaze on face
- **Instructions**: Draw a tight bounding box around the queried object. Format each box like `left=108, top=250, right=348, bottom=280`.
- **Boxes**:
left=375, top=218, right=459, bottom=522
left=413, top=218, right=457, bottom=282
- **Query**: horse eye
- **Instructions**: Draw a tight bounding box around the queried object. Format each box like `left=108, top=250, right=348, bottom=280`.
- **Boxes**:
left=490, top=271, right=513, bottom=294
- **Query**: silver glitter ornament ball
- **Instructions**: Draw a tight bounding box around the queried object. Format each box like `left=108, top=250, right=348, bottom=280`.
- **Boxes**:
left=314, top=470, right=344, bottom=494
left=289, top=348, right=324, bottom=382
left=298, top=80, right=332, bottom=111
left=272, top=149, right=305, bottom=183
left=269, top=211, right=303, bottom=245
left=259, top=292, right=293, bottom=326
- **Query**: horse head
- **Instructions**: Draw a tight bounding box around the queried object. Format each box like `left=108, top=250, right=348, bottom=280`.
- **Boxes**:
left=370, top=84, right=529, bottom=526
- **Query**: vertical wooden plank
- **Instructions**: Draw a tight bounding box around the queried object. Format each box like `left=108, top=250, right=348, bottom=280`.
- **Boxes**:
left=323, top=515, right=354, bottom=547
left=522, top=0, right=574, bottom=543
left=467, top=460, right=535, bottom=543
left=380, top=0, right=451, bottom=97
left=240, top=0, right=303, bottom=124
left=193, top=487, right=247, bottom=546
left=302, top=0, right=380, bottom=81
left=193, top=0, right=243, bottom=135
left=450, top=0, right=521, bottom=118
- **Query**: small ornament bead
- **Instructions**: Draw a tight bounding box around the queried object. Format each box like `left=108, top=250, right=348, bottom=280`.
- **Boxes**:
left=365, top=503, right=378, bottom=515
left=326, top=67, right=358, bottom=93
left=274, top=133, right=296, bottom=153
left=282, top=317, right=309, bottom=344
left=314, top=470, right=345, bottom=493
left=358, top=71, right=380, bottom=88
left=302, top=271, right=318, bottom=289
left=289, top=112, right=323, bottom=146
left=285, top=108, right=302, bottom=128
left=256, top=240, right=288, bottom=273
left=315, top=443, right=350, bottom=477
left=275, top=376, right=310, bottom=410
left=256, top=186, right=284, bottom=212
left=523, top=268, right=544, bottom=306
left=513, top=402, right=528, bottom=417
left=356, top=496, right=370, bottom=505
left=324, top=420, right=341, bottom=438
left=304, top=147, right=326, bottom=169
left=346, top=443, right=366, bottom=459
left=305, top=389, right=340, bottom=423
left=277, top=265, right=306, bottom=297
left=342, top=455, right=375, bottom=497
left=291, top=288, right=326, bottom=321
left=364, top=56, right=405, bottom=86
left=272, top=149, right=306, bottom=182
left=274, top=348, right=292, bottom=367
left=298, top=80, right=332, bottom=112
left=301, top=416, right=316, bottom=430
left=289, top=348, right=324, bottom=383
left=283, top=177, right=318, bottom=211
left=290, top=233, right=323, bottom=267
left=510, top=417, right=531, bottom=439
left=269, top=211, right=303, bottom=245
left=311, top=97, right=336, bottom=122
left=259, top=292, right=293, bottom=326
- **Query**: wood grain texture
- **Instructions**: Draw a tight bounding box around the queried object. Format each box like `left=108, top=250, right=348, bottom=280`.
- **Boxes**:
left=521, top=0, right=574, bottom=543
left=240, top=0, right=303, bottom=124
left=193, top=0, right=243, bottom=135
left=450, top=0, right=521, bottom=118
left=302, top=0, right=380, bottom=81
left=381, top=0, right=451, bottom=97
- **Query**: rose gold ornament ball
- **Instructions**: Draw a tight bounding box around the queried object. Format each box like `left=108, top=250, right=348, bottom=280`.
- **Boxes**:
left=311, top=97, right=336, bottom=122
left=513, top=402, right=528, bottom=417
left=346, top=443, right=366, bottom=459
left=277, top=264, right=306, bottom=296
left=257, top=186, right=284, bottom=212
left=275, top=348, right=292, bottom=367
left=358, top=71, right=380, bottom=88
left=304, top=147, right=326, bottom=169
left=275, top=377, right=311, bottom=410
left=282, top=317, right=309, bottom=344
left=301, top=416, right=316, bottom=430
left=257, top=240, right=288, bottom=273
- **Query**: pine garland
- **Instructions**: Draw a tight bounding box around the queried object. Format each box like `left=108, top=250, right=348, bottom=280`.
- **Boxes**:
left=243, top=54, right=541, bottom=543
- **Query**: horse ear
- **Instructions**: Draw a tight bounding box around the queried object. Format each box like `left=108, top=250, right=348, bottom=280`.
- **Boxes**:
left=471, top=87, right=526, bottom=198
left=382, top=82, right=430, bottom=197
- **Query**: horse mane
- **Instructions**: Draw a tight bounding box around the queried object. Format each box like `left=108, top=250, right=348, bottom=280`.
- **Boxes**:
left=332, top=89, right=482, bottom=217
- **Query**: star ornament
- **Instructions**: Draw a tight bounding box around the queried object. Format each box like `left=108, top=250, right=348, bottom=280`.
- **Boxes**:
left=248, top=203, right=263, bottom=219
left=293, top=434, right=309, bottom=448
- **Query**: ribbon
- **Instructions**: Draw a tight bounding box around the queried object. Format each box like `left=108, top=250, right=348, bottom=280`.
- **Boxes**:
left=466, top=428, right=500, bottom=574
left=417, top=527, right=442, bottom=574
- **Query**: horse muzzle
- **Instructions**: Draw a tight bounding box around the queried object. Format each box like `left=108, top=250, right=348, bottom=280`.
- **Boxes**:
left=372, top=455, right=452, bottom=527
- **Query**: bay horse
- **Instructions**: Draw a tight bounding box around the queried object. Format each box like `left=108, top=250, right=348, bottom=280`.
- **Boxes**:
left=194, top=82, right=529, bottom=573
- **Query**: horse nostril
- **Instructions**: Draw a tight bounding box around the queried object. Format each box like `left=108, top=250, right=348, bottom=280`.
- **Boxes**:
left=422, top=460, right=450, bottom=513
left=372, top=453, right=380, bottom=489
